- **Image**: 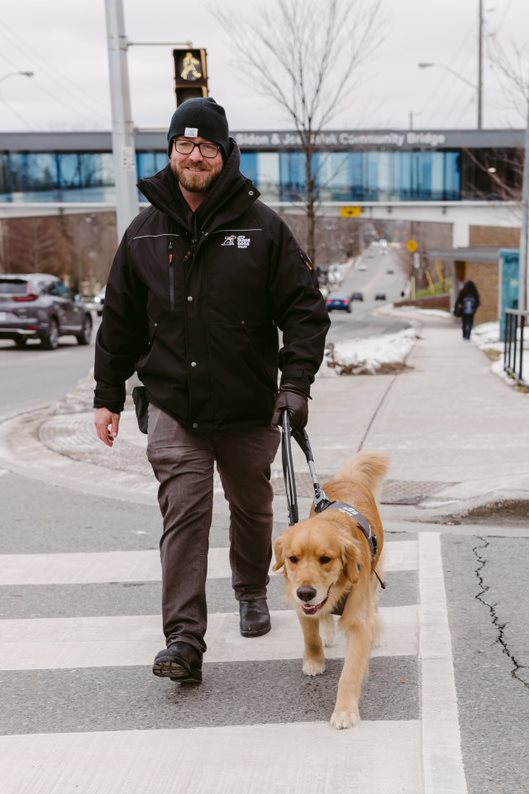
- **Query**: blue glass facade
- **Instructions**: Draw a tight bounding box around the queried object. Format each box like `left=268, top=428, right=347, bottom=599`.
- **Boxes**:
left=0, top=144, right=510, bottom=205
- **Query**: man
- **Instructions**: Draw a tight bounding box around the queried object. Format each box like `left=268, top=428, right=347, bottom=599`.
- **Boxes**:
left=94, top=97, right=329, bottom=685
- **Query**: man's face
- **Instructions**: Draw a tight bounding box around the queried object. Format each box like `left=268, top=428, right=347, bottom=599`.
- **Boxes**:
left=170, top=136, right=224, bottom=193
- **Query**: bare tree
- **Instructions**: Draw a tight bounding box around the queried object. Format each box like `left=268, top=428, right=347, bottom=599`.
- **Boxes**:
left=464, top=36, right=529, bottom=202
left=214, top=0, right=385, bottom=261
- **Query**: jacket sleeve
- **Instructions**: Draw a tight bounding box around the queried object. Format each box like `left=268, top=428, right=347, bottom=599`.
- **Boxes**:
left=268, top=220, right=330, bottom=394
left=93, top=233, right=148, bottom=412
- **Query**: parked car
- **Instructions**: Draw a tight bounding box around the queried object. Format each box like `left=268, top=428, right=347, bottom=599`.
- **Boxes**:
left=375, top=292, right=387, bottom=301
left=326, top=291, right=353, bottom=313
left=93, top=286, right=106, bottom=317
left=351, top=291, right=364, bottom=302
left=0, top=274, right=93, bottom=349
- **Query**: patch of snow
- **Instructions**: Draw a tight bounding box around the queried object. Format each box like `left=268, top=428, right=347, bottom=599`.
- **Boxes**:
left=322, top=327, right=417, bottom=376
left=473, top=321, right=529, bottom=388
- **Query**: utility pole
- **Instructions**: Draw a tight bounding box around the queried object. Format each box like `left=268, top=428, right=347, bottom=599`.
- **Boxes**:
left=477, top=0, right=483, bottom=129
left=518, top=91, right=529, bottom=312
left=104, top=0, right=139, bottom=240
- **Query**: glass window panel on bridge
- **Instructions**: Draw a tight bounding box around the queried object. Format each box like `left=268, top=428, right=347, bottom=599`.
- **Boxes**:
left=279, top=152, right=307, bottom=202
left=0, top=142, right=505, bottom=206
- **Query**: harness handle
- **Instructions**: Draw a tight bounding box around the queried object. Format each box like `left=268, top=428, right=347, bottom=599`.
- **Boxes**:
left=281, top=411, right=299, bottom=526
left=280, top=411, right=332, bottom=525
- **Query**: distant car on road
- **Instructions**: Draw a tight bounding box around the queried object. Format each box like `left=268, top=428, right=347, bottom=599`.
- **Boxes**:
left=0, top=274, right=93, bottom=350
left=375, top=292, right=387, bottom=301
left=386, top=268, right=394, bottom=274
left=358, top=262, right=367, bottom=270
left=351, top=291, right=364, bottom=302
left=326, top=291, right=353, bottom=313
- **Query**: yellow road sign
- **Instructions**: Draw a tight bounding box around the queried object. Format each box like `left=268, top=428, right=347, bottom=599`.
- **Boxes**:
left=406, top=239, right=419, bottom=253
left=340, top=206, right=362, bottom=218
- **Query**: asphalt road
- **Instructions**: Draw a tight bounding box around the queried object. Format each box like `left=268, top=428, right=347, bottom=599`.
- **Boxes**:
left=325, top=247, right=411, bottom=344
left=0, top=316, right=99, bottom=421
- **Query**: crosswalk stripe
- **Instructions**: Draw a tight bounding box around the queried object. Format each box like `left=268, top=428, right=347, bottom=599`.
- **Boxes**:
left=0, top=539, right=418, bottom=585
left=0, top=605, right=417, bottom=670
left=419, top=532, right=467, bottom=794
left=0, top=720, right=423, bottom=794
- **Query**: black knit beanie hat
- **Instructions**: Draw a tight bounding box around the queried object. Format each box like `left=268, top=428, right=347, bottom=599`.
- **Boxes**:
left=167, top=97, right=229, bottom=159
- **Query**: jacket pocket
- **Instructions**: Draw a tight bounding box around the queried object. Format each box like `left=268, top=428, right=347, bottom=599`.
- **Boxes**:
left=241, top=322, right=278, bottom=392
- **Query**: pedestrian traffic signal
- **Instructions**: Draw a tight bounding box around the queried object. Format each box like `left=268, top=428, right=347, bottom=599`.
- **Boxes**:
left=173, top=49, right=208, bottom=106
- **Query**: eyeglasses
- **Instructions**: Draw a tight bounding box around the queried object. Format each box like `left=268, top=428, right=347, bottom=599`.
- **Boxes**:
left=173, top=139, right=220, bottom=159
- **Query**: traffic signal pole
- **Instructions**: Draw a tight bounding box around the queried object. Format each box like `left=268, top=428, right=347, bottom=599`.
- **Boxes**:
left=104, top=0, right=139, bottom=240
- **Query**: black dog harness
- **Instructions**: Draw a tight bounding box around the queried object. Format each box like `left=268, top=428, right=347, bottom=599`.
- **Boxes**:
left=281, top=413, right=385, bottom=589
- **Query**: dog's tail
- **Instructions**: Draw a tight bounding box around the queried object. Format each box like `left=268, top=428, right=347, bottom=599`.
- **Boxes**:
left=336, top=452, right=389, bottom=496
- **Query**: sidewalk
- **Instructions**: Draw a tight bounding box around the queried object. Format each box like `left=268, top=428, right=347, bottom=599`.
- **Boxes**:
left=1, top=309, right=528, bottom=524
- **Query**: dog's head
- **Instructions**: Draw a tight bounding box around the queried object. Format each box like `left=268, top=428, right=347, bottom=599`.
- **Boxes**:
left=273, top=516, right=363, bottom=617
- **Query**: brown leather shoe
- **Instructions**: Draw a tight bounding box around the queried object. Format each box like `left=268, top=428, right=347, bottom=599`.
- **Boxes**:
left=152, top=641, right=202, bottom=683
left=239, top=598, right=271, bottom=637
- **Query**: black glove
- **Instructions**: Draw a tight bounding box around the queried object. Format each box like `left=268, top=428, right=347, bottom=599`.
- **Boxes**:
left=271, top=386, right=309, bottom=431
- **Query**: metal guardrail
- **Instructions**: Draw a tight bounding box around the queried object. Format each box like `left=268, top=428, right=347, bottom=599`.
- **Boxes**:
left=504, top=309, right=529, bottom=384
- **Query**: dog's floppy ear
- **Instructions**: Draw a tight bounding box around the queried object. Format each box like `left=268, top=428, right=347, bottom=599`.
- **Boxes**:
left=340, top=536, right=363, bottom=584
left=273, top=535, right=286, bottom=571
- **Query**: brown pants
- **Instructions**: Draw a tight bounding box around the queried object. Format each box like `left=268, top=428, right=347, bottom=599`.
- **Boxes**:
left=146, top=404, right=280, bottom=653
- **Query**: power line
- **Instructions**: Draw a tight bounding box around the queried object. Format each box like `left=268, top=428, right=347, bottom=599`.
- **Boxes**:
left=417, top=21, right=476, bottom=121
left=0, top=21, right=110, bottom=125
left=0, top=94, right=33, bottom=130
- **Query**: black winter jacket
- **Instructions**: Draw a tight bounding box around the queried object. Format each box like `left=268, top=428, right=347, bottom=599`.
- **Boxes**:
left=94, top=142, right=330, bottom=432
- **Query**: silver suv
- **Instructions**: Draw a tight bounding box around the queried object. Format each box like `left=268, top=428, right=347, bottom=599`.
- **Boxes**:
left=0, top=274, right=93, bottom=350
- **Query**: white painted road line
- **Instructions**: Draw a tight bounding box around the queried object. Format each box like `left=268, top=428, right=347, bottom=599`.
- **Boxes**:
left=0, top=605, right=417, bottom=670
left=0, top=720, right=422, bottom=794
left=0, top=539, right=418, bottom=585
left=419, top=532, right=468, bottom=794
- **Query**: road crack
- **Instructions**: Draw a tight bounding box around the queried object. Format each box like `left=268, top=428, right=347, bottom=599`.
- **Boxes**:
left=473, top=536, right=529, bottom=689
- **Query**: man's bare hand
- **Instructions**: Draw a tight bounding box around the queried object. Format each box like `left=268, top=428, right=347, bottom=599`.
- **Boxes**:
left=94, top=408, right=121, bottom=447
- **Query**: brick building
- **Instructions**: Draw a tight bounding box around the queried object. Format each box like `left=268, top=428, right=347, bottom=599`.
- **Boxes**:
left=430, top=223, right=522, bottom=323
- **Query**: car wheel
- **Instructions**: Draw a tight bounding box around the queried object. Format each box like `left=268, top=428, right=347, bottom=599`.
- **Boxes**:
left=40, top=318, right=60, bottom=350
left=346, top=305, right=352, bottom=313
left=14, top=337, right=27, bottom=348
left=76, top=315, right=93, bottom=345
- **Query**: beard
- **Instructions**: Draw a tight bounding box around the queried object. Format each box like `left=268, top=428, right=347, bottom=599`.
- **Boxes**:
left=171, top=158, right=223, bottom=193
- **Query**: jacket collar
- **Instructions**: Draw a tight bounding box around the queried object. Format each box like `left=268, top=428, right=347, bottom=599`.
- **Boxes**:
left=137, top=139, right=260, bottom=233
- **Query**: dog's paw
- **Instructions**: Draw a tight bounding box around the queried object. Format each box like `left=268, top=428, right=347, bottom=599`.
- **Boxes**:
left=302, top=657, right=326, bottom=676
left=330, top=708, right=360, bottom=730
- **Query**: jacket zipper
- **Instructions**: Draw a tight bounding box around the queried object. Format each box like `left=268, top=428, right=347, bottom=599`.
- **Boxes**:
left=168, top=240, right=175, bottom=309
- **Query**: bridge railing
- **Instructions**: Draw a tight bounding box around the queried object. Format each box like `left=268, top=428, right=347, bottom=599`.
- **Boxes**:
left=504, top=309, right=529, bottom=385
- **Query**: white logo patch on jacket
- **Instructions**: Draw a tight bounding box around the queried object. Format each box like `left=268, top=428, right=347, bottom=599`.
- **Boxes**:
left=220, top=234, right=251, bottom=248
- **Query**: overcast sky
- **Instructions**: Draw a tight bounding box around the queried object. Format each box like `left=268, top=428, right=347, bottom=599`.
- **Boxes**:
left=0, top=0, right=527, bottom=135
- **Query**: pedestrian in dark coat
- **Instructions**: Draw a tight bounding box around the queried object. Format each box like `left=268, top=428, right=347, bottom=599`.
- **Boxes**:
left=93, top=97, right=330, bottom=685
left=455, top=280, right=480, bottom=340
